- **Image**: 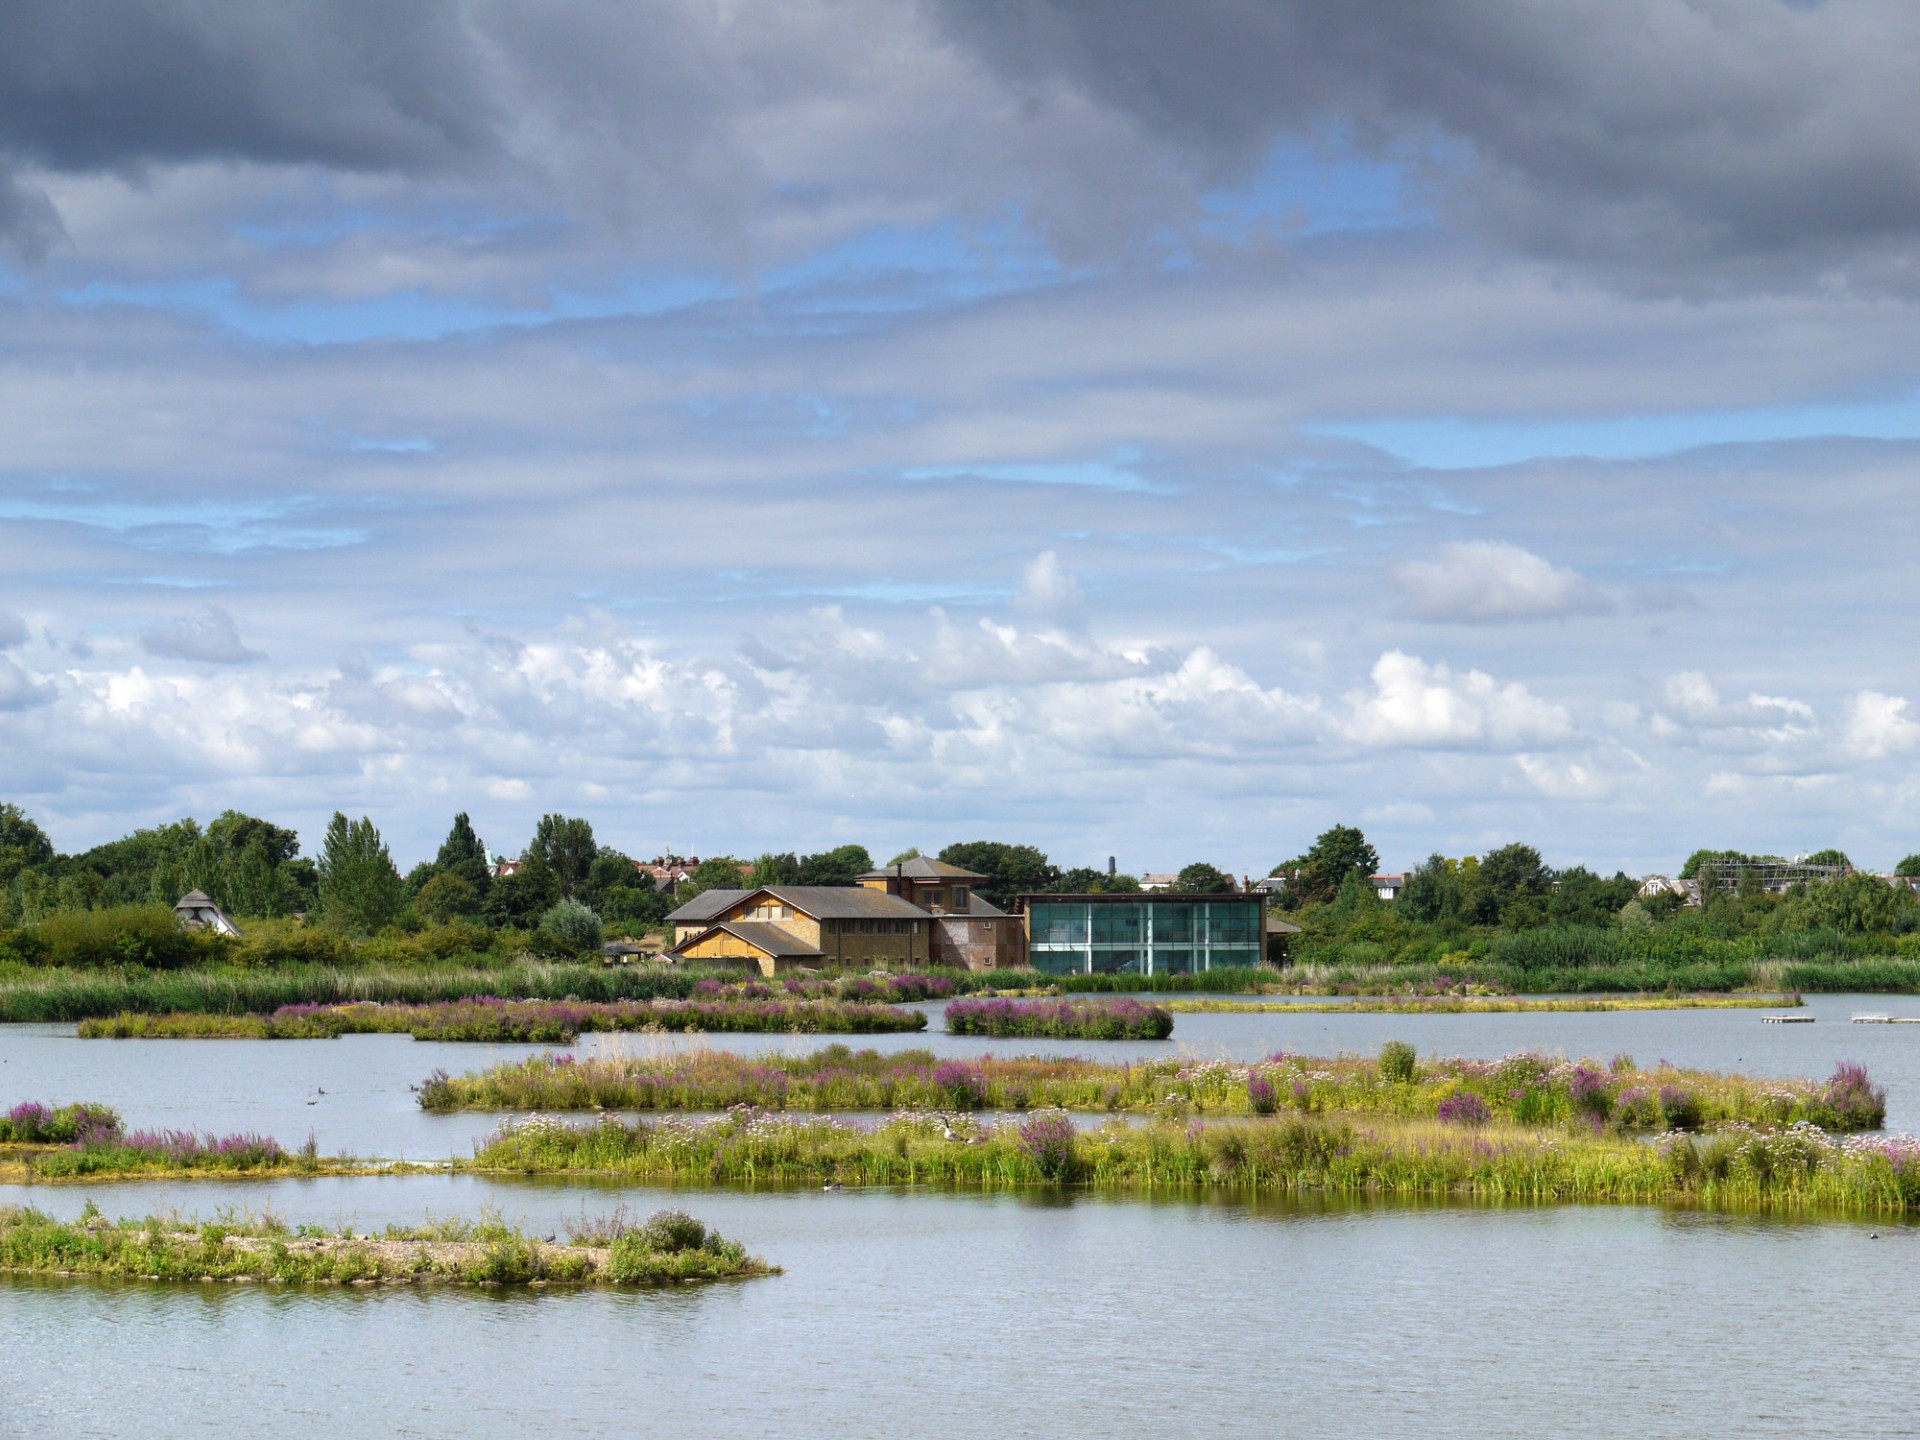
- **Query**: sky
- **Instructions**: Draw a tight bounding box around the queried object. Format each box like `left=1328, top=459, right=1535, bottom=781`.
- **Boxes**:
left=4, top=0, right=1920, bottom=878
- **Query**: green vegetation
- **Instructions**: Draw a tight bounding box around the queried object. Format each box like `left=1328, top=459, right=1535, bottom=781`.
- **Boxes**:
left=1161, top=993, right=1798, bottom=1014
left=944, top=997, right=1174, bottom=1039
left=0, top=1204, right=776, bottom=1287
left=77, top=995, right=927, bottom=1042
left=463, top=1107, right=1920, bottom=1216
left=418, top=1043, right=1886, bottom=1134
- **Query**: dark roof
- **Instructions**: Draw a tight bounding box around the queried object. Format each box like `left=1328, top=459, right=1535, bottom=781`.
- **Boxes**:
left=668, top=885, right=929, bottom=925
left=174, top=890, right=214, bottom=908
left=763, top=886, right=929, bottom=920
left=665, top=888, right=750, bottom=923
left=676, top=920, right=824, bottom=959
left=962, top=894, right=1008, bottom=917
left=856, top=857, right=987, bottom=882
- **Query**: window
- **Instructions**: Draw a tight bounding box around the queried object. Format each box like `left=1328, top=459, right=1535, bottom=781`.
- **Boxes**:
left=952, top=885, right=970, bottom=910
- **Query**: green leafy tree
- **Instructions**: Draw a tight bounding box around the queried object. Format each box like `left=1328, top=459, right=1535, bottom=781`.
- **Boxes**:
left=1775, top=872, right=1919, bottom=935
left=315, top=813, right=406, bottom=936
left=1679, top=849, right=1752, bottom=880
left=1275, top=825, right=1379, bottom=908
left=1398, top=854, right=1464, bottom=924
left=886, top=847, right=922, bottom=864
left=540, top=897, right=605, bottom=955
left=433, top=813, right=493, bottom=893
left=1172, top=861, right=1236, bottom=894
left=1055, top=866, right=1141, bottom=894
left=1474, top=843, right=1552, bottom=927
left=795, top=844, right=873, bottom=886
left=417, top=871, right=481, bottom=923
left=1546, top=867, right=1640, bottom=927
left=748, top=852, right=802, bottom=888
left=937, top=842, right=1057, bottom=909
left=1803, top=849, right=1852, bottom=869
left=528, top=814, right=597, bottom=899
left=678, top=856, right=749, bottom=903
left=0, top=803, right=55, bottom=887
left=1898, top=854, right=1920, bottom=879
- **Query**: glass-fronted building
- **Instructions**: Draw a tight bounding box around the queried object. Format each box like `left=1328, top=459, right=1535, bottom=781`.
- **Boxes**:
left=1018, top=893, right=1265, bottom=975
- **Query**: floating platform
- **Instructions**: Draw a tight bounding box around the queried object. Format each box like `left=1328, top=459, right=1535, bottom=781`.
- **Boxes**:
left=1852, top=1014, right=1920, bottom=1024
left=1762, top=1014, right=1816, bottom=1024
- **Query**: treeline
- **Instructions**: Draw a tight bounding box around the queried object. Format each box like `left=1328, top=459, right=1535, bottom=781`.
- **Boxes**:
left=1273, top=824, right=1920, bottom=974
left=0, top=803, right=1245, bottom=965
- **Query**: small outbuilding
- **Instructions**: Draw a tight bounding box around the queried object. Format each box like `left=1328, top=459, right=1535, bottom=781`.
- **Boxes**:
left=173, top=890, right=244, bottom=938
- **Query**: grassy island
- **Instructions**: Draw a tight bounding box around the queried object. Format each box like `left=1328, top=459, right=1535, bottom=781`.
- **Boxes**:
left=418, top=1043, right=1887, bottom=1135
left=0, top=1204, right=776, bottom=1287
left=76, top=994, right=926, bottom=1042
left=463, top=1107, right=1920, bottom=1216
left=944, top=997, right=1173, bottom=1040
left=0, top=1101, right=386, bottom=1183
left=1160, top=993, right=1800, bottom=1015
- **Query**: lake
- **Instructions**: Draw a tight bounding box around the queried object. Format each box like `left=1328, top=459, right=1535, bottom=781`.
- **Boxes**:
left=3, top=994, right=1916, bottom=1437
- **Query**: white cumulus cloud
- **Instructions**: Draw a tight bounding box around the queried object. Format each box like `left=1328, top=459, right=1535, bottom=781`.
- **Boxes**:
left=1844, top=690, right=1920, bottom=760
left=1345, top=651, right=1574, bottom=750
left=1395, top=541, right=1609, bottom=624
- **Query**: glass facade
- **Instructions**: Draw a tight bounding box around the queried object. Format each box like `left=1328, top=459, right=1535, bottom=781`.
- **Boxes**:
left=1025, top=897, right=1265, bottom=975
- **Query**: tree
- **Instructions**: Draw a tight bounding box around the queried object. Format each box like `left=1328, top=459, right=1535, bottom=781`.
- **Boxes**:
left=527, top=814, right=597, bottom=899
left=417, top=871, right=481, bottom=923
left=678, top=856, right=749, bottom=902
left=1898, top=855, right=1920, bottom=879
left=1547, top=867, right=1639, bottom=927
left=1172, top=861, right=1235, bottom=894
left=540, top=897, right=605, bottom=955
left=748, top=852, right=801, bottom=888
left=1474, top=843, right=1552, bottom=926
left=886, top=847, right=922, bottom=864
left=433, top=813, right=493, bottom=892
left=1775, top=871, right=1919, bottom=935
left=795, top=844, right=873, bottom=886
left=315, top=813, right=405, bottom=935
left=1398, top=854, right=1464, bottom=924
left=1804, top=849, right=1852, bottom=870
left=0, top=803, right=55, bottom=887
left=1276, top=825, right=1379, bottom=908
left=204, top=810, right=300, bottom=869
left=937, top=842, right=1057, bottom=909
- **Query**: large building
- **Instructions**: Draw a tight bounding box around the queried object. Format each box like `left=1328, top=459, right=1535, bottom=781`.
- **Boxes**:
left=664, top=856, right=1028, bottom=975
left=1017, top=891, right=1265, bottom=976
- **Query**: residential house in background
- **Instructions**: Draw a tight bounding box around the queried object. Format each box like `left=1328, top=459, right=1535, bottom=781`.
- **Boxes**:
left=855, top=857, right=1025, bottom=969
left=173, top=890, right=243, bottom=938
left=1371, top=874, right=1406, bottom=902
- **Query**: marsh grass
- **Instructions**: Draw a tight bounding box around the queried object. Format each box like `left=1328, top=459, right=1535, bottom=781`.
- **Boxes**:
left=0, top=1204, right=775, bottom=1286
left=462, top=1108, right=1920, bottom=1215
left=944, top=998, right=1173, bottom=1040
left=418, top=1044, right=1886, bottom=1136
left=1161, top=994, right=1799, bottom=1015
left=76, top=995, right=927, bottom=1043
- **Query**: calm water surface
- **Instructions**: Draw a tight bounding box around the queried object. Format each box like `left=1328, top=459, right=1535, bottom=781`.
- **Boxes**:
left=5, top=996, right=1920, bottom=1438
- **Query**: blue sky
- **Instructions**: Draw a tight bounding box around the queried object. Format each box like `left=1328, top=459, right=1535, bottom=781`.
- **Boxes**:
left=5, top=1, right=1920, bottom=877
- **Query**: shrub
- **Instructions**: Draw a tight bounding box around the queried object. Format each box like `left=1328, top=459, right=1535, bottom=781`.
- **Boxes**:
left=229, top=922, right=353, bottom=968
left=1658, top=1085, right=1702, bottom=1130
left=1569, top=1065, right=1612, bottom=1121
left=1612, top=1086, right=1661, bottom=1130
left=1435, top=1091, right=1490, bottom=1126
left=32, top=907, right=204, bottom=969
left=1017, top=1110, right=1076, bottom=1181
left=539, top=899, right=605, bottom=956
left=1379, top=1040, right=1418, bottom=1085
left=635, top=1209, right=709, bottom=1254
left=1247, top=1074, right=1277, bottom=1116
left=932, top=1061, right=988, bottom=1109
left=1823, top=1061, right=1887, bottom=1130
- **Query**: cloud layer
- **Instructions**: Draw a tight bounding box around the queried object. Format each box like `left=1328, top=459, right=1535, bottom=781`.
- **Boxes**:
left=4, top=4, right=1920, bottom=874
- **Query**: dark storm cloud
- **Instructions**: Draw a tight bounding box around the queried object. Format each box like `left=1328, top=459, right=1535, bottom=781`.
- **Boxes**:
left=0, top=1, right=493, bottom=173
left=938, top=0, right=1920, bottom=291
left=7, top=0, right=1919, bottom=290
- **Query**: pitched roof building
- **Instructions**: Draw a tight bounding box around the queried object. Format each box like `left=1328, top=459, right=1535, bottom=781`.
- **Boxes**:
left=173, top=890, right=243, bottom=938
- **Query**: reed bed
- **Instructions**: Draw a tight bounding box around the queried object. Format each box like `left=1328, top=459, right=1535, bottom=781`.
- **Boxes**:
left=418, top=1043, right=1885, bottom=1134
left=76, top=995, right=927, bottom=1043
left=0, top=1203, right=775, bottom=1286
left=944, top=997, right=1173, bottom=1040
left=463, top=1107, right=1920, bottom=1214
left=1161, top=994, right=1800, bottom=1015
left=0, top=1102, right=340, bottom=1181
